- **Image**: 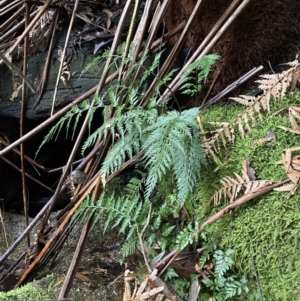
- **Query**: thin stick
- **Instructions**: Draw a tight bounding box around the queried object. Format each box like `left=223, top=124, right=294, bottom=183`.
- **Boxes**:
left=195, top=179, right=290, bottom=236
left=21, top=0, right=31, bottom=247
left=50, top=0, right=79, bottom=116
left=0, top=156, right=53, bottom=192
left=96, top=0, right=134, bottom=96
left=34, top=9, right=59, bottom=108
left=201, top=69, right=220, bottom=106
left=200, top=65, right=264, bottom=110
left=137, top=204, right=152, bottom=272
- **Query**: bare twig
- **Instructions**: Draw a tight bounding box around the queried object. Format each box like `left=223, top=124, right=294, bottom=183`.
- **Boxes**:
left=137, top=204, right=153, bottom=273
left=0, top=156, right=53, bottom=192
left=34, top=9, right=59, bottom=108
left=200, top=65, right=264, bottom=110
left=21, top=1, right=31, bottom=247
left=50, top=0, right=79, bottom=116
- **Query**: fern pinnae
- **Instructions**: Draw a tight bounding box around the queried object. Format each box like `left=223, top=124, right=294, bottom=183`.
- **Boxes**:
left=205, top=63, right=300, bottom=159
left=37, top=106, right=78, bottom=155
left=140, top=52, right=161, bottom=84
left=143, top=108, right=203, bottom=201
left=211, top=171, right=273, bottom=205
left=120, top=234, right=139, bottom=259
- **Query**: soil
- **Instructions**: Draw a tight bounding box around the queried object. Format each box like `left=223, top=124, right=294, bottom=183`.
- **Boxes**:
left=0, top=212, right=130, bottom=300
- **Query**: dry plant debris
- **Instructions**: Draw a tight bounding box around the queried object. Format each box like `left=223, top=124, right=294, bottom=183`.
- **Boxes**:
left=203, top=61, right=300, bottom=158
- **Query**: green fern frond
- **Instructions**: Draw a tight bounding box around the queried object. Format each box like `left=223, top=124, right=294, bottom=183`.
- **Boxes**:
left=80, top=47, right=111, bottom=77
left=180, top=54, right=219, bottom=96
left=142, top=108, right=205, bottom=201
left=142, top=57, right=159, bottom=82
left=173, top=132, right=206, bottom=204
left=36, top=102, right=90, bottom=156
left=78, top=176, right=148, bottom=237
left=175, top=221, right=200, bottom=251
left=120, top=234, right=139, bottom=259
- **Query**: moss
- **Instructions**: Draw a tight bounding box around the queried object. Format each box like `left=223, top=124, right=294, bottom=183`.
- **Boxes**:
left=0, top=274, right=58, bottom=301
left=195, top=92, right=300, bottom=300
left=0, top=273, right=117, bottom=301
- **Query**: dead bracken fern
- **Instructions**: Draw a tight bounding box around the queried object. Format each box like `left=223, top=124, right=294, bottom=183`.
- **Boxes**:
left=274, top=107, right=300, bottom=195
left=275, top=147, right=300, bottom=196
left=210, top=171, right=273, bottom=205
left=203, top=61, right=300, bottom=158
left=278, top=106, right=300, bottom=134
left=210, top=158, right=273, bottom=205
left=249, top=130, right=276, bottom=148
left=123, top=270, right=169, bottom=301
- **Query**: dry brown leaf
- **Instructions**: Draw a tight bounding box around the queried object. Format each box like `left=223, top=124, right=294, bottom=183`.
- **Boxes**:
left=75, top=272, right=92, bottom=286
left=10, top=78, right=22, bottom=101
left=139, top=287, right=164, bottom=300
left=273, top=184, right=298, bottom=192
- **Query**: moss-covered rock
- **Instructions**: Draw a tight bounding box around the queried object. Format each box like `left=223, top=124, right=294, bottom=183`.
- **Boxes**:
left=195, top=92, right=300, bottom=300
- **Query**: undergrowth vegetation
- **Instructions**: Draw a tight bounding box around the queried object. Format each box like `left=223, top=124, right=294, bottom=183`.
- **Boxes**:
left=40, top=44, right=251, bottom=300
left=40, top=40, right=300, bottom=300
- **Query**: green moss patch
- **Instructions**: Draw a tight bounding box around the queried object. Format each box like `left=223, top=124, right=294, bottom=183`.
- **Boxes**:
left=195, top=92, right=300, bottom=300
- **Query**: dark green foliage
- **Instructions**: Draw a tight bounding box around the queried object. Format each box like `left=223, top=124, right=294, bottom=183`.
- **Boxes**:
left=175, top=221, right=200, bottom=251
left=200, top=247, right=248, bottom=301
left=142, top=108, right=206, bottom=202
left=180, top=54, right=219, bottom=96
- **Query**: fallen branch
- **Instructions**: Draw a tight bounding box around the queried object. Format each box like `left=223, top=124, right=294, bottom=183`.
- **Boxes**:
left=196, top=178, right=290, bottom=235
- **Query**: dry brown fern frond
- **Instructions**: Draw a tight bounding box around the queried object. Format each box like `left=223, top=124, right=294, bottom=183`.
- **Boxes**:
left=210, top=169, right=272, bottom=205
left=242, top=157, right=256, bottom=181
left=275, top=147, right=300, bottom=196
left=278, top=106, right=300, bottom=134
left=203, top=62, right=300, bottom=159
left=203, top=121, right=234, bottom=157
left=249, top=130, right=276, bottom=148
left=123, top=270, right=171, bottom=301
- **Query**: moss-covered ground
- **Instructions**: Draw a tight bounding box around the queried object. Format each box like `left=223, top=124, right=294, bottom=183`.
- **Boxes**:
left=194, top=92, right=300, bottom=300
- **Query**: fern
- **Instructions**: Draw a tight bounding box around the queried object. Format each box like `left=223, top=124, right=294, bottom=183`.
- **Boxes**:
left=180, top=54, right=219, bottom=96
left=175, top=221, right=200, bottom=251
left=142, top=108, right=206, bottom=202
left=78, top=176, right=147, bottom=238
left=200, top=248, right=249, bottom=301
left=42, top=43, right=217, bottom=270
left=211, top=170, right=273, bottom=205
left=203, top=62, right=300, bottom=159
left=120, top=235, right=139, bottom=259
